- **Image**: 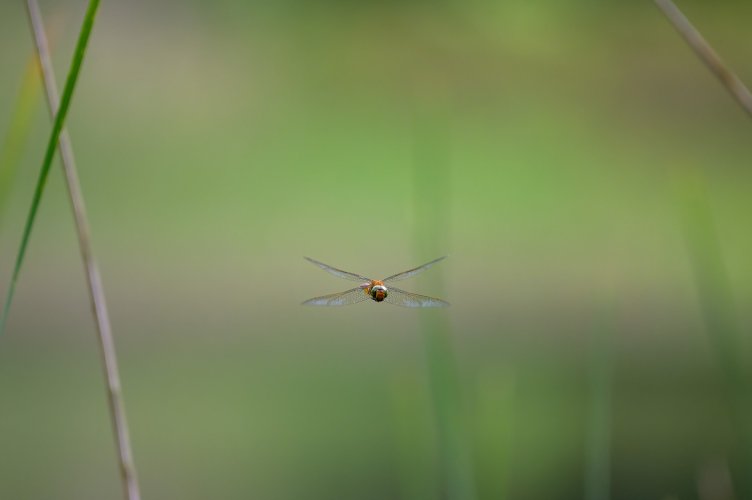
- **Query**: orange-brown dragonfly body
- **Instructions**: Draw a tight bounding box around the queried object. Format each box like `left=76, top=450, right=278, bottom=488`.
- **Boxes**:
left=302, top=257, right=449, bottom=308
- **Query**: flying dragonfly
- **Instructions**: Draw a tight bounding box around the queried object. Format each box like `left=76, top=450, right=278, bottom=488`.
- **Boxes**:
left=302, top=256, right=450, bottom=308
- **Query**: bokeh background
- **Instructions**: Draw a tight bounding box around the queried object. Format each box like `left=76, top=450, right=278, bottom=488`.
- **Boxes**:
left=1, top=0, right=752, bottom=499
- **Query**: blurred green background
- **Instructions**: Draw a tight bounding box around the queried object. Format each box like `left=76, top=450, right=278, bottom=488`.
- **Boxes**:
left=1, top=0, right=752, bottom=498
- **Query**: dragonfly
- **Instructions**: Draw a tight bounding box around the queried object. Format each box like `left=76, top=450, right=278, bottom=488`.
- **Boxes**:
left=302, top=256, right=450, bottom=308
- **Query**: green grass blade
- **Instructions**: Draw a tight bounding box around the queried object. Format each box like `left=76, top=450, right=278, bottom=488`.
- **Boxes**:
left=675, top=168, right=752, bottom=498
left=584, top=309, right=613, bottom=500
left=0, top=54, right=42, bottom=220
left=391, top=373, right=439, bottom=499
left=0, top=0, right=101, bottom=336
left=412, top=97, right=477, bottom=500
left=473, top=369, right=515, bottom=500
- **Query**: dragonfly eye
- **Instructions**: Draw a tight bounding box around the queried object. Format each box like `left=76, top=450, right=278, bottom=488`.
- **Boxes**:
left=371, top=286, right=388, bottom=300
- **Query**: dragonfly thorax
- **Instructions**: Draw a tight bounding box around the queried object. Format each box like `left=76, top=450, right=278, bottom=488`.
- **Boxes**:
left=370, top=284, right=388, bottom=302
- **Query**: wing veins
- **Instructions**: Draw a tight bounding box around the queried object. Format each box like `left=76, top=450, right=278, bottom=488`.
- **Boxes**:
left=384, top=286, right=450, bottom=308
left=302, top=287, right=368, bottom=306
left=304, top=257, right=371, bottom=282
left=382, top=256, right=447, bottom=283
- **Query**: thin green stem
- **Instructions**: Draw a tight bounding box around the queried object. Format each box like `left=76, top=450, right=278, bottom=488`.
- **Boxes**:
left=22, top=1, right=142, bottom=499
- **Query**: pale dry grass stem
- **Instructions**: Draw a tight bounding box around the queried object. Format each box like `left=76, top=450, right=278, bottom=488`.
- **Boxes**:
left=18, top=0, right=142, bottom=498
left=654, top=0, right=752, bottom=118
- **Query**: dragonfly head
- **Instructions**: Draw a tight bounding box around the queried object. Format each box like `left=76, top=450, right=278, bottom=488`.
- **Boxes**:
left=370, top=284, right=388, bottom=302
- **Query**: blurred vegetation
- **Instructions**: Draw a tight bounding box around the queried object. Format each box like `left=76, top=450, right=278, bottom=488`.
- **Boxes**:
left=0, top=55, right=41, bottom=222
left=1, top=0, right=751, bottom=499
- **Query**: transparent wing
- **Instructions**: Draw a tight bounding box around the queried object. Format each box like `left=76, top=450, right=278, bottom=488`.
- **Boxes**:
left=382, top=256, right=447, bottom=283
left=384, top=287, right=450, bottom=308
left=304, top=257, right=371, bottom=282
left=302, top=287, right=369, bottom=306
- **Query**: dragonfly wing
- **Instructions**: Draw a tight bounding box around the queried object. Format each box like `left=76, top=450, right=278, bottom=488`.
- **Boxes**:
left=302, top=287, right=369, bottom=306
left=382, top=256, right=447, bottom=283
left=304, top=257, right=371, bottom=282
left=384, top=286, right=450, bottom=308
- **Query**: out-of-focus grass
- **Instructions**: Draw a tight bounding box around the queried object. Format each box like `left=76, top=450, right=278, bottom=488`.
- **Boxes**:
left=472, top=369, right=515, bottom=500
left=391, top=372, right=439, bottom=499
left=0, top=54, right=41, bottom=221
left=675, top=168, right=752, bottom=498
left=676, top=170, right=742, bottom=387
left=656, top=4, right=752, bottom=494
left=585, top=310, right=613, bottom=500
left=412, top=95, right=476, bottom=499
